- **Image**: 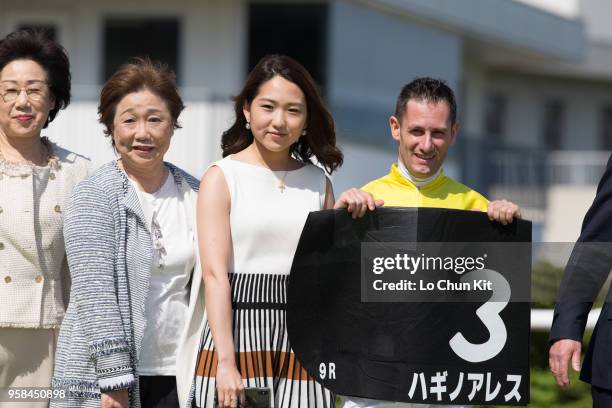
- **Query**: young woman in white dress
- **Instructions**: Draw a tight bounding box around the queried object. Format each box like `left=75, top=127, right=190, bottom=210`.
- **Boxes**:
left=193, top=55, right=379, bottom=408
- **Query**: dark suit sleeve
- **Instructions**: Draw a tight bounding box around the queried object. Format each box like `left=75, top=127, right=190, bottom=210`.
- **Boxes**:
left=549, top=154, right=612, bottom=342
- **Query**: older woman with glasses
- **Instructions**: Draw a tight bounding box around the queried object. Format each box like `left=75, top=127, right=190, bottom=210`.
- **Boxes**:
left=0, top=30, right=89, bottom=405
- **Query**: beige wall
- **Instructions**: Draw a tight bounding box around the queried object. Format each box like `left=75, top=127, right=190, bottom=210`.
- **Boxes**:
left=543, top=185, right=596, bottom=242
left=514, top=0, right=580, bottom=19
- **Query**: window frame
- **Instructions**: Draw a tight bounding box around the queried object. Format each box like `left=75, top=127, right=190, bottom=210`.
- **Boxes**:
left=4, top=12, right=70, bottom=51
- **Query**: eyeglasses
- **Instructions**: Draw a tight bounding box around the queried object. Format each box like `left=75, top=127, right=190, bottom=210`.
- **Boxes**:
left=0, top=83, right=49, bottom=103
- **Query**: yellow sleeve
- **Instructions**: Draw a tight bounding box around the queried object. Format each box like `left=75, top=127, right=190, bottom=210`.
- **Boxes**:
left=468, top=191, right=489, bottom=212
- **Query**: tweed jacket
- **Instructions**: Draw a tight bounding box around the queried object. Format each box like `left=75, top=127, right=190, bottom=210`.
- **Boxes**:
left=0, top=140, right=90, bottom=328
left=51, top=160, right=200, bottom=408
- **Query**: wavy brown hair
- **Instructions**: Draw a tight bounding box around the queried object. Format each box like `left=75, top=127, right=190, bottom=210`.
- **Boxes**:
left=222, top=55, right=343, bottom=173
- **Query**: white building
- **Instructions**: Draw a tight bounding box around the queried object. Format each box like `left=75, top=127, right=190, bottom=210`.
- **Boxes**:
left=477, top=0, right=612, bottom=242
left=1, top=0, right=601, bottom=243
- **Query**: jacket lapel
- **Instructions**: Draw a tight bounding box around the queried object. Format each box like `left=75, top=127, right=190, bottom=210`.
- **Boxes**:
left=121, top=183, right=150, bottom=232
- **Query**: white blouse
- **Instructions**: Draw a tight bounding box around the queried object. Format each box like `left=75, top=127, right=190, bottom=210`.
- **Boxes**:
left=129, top=173, right=196, bottom=375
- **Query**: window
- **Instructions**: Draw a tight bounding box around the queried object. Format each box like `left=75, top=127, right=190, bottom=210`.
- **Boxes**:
left=484, top=93, right=507, bottom=140
left=248, top=3, right=328, bottom=95
left=103, top=18, right=180, bottom=82
left=6, top=12, right=69, bottom=49
left=542, top=100, right=564, bottom=150
left=600, top=105, right=612, bottom=150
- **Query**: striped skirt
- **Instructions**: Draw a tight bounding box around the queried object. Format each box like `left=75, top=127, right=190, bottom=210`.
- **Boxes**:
left=193, top=273, right=334, bottom=408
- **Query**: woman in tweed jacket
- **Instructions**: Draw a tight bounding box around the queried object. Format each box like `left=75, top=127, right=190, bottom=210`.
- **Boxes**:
left=0, top=30, right=90, bottom=404
left=51, top=59, right=204, bottom=408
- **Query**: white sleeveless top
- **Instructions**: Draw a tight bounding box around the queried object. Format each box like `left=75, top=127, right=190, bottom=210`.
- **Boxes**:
left=213, top=156, right=327, bottom=276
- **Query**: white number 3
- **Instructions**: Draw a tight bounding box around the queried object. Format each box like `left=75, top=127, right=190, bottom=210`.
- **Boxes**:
left=449, top=269, right=510, bottom=362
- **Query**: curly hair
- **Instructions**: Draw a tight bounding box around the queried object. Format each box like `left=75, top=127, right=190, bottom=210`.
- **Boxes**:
left=0, top=29, right=71, bottom=127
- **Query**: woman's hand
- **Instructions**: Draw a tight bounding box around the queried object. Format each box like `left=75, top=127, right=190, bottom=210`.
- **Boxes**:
left=216, top=360, right=245, bottom=408
left=334, top=188, right=384, bottom=218
left=101, top=389, right=129, bottom=408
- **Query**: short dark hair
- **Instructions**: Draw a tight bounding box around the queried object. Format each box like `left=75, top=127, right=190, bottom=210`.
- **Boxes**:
left=0, top=29, right=71, bottom=128
left=222, top=54, right=343, bottom=174
left=394, top=77, right=457, bottom=125
left=98, top=57, right=185, bottom=146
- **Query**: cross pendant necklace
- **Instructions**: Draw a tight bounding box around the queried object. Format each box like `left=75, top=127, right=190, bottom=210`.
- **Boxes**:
left=276, top=170, right=289, bottom=193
